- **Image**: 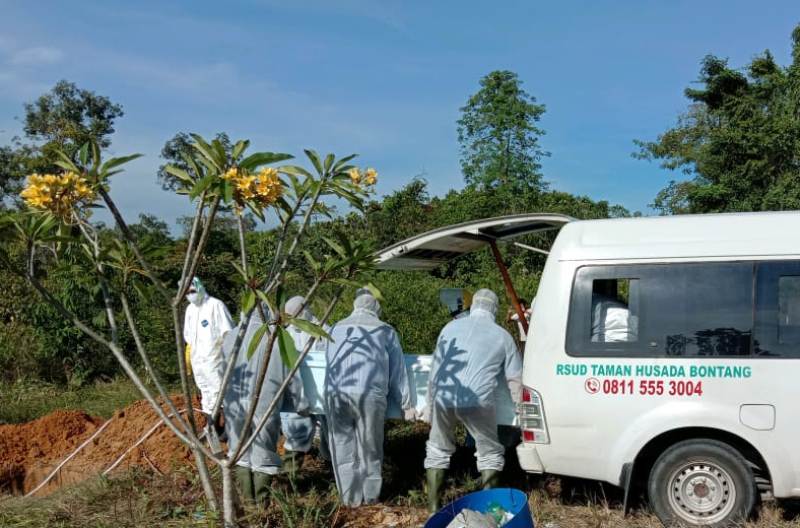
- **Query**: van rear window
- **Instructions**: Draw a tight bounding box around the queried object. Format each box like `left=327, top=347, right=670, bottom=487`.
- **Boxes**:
left=568, top=263, right=754, bottom=357
left=754, top=262, right=800, bottom=356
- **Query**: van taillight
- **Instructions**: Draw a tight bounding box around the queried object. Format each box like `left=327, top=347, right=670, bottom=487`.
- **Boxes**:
left=519, top=386, right=549, bottom=444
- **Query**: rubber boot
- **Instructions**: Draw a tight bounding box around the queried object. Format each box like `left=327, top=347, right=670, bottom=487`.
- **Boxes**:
left=233, top=466, right=255, bottom=503
left=252, top=471, right=273, bottom=505
left=282, top=451, right=303, bottom=476
left=426, top=468, right=446, bottom=513
left=481, top=469, right=501, bottom=490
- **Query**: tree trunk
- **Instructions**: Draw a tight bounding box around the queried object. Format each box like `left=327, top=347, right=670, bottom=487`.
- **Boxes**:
left=222, top=465, right=236, bottom=527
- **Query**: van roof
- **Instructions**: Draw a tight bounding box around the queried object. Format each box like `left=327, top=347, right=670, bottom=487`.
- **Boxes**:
left=553, top=211, right=800, bottom=261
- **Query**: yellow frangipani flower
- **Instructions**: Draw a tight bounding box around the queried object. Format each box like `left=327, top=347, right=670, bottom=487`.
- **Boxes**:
left=348, top=167, right=362, bottom=185
left=363, top=168, right=378, bottom=186
left=236, top=174, right=257, bottom=191
left=224, top=166, right=284, bottom=210
left=21, top=171, right=95, bottom=220
left=222, top=167, right=240, bottom=180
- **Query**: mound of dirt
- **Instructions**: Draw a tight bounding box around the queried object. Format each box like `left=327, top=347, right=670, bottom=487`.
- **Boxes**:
left=0, top=395, right=206, bottom=496
left=0, top=410, right=102, bottom=495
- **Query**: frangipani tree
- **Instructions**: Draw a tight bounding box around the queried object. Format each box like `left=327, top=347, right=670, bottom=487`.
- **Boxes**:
left=0, top=134, right=381, bottom=527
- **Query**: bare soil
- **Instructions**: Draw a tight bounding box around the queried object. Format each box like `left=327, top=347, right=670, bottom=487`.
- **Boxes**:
left=0, top=396, right=202, bottom=496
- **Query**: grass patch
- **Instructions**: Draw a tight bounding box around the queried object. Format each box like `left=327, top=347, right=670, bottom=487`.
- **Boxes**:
left=0, top=467, right=216, bottom=528
left=0, top=377, right=148, bottom=424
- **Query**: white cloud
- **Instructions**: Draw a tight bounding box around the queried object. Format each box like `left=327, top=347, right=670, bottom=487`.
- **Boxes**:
left=9, top=46, right=64, bottom=66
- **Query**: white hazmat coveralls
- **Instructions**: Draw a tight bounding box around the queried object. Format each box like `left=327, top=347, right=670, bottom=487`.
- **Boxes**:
left=424, top=289, right=522, bottom=472
left=280, top=296, right=330, bottom=459
left=324, top=290, right=414, bottom=506
left=183, top=278, right=234, bottom=414
left=591, top=294, right=638, bottom=343
left=222, top=305, right=309, bottom=474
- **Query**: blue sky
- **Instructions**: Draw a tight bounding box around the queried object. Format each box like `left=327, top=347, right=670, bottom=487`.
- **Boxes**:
left=1, top=1, right=798, bottom=229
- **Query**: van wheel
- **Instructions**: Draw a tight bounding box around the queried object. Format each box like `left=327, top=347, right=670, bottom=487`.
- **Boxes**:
left=648, top=439, right=756, bottom=527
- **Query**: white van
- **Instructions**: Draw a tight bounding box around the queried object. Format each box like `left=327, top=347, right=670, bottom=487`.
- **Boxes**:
left=517, top=211, right=800, bottom=527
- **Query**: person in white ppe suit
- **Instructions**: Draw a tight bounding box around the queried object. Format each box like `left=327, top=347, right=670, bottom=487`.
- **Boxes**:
left=182, top=277, right=234, bottom=415
left=591, top=279, right=638, bottom=343
left=222, top=304, right=309, bottom=503
left=324, top=289, right=415, bottom=506
left=423, top=288, right=522, bottom=512
left=280, top=296, right=331, bottom=473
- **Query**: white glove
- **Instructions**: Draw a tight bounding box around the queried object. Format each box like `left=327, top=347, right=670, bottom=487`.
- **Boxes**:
left=508, top=379, right=522, bottom=405
left=403, top=407, right=417, bottom=422
left=418, top=404, right=431, bottom=424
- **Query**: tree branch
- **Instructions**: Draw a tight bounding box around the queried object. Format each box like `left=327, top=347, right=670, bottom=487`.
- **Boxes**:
left=234, top=286, right=343, bottom=461
left=175, top=196, right=221, bottom=305
left=120, top=292, right=191, bottom=435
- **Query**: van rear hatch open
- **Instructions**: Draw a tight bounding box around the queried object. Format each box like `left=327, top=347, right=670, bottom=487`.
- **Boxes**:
left=376, top=213, right=572, bottom=333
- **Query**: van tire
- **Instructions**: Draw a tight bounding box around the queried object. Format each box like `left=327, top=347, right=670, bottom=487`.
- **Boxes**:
left=647, top=439, right=756, bottom=527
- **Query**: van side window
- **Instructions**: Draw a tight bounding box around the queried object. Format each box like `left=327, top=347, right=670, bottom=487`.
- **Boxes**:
left=568, top=263, right=754, bottom=357
left=755, top=262, right=800, bottom=356
left=778, top=277, right=800, bottom=344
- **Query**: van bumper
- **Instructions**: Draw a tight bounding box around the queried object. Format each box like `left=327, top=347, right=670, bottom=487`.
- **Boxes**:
left=516, top=443, right=545, bottom=473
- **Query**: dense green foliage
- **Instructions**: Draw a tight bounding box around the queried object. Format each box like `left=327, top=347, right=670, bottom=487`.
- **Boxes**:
left=636, top=25, right=800, bottom=214
left=458, top=71, right=549, bottom=192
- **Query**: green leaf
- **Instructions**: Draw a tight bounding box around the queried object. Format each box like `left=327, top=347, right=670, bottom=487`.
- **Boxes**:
left=189, top=173, right=216, bottom=200
left=247, top=323, right=270, bottom=360
left=101, top=154, right=143, bottom=175
left=231, top=261, right=248, bottom=280
left=239, top=152, right=294, bottom=171
left=331, top=278, right=363, bottom=289
left=302, top=250, right=320, bottom=272
left=223, top=179, right=234, bottom=204
left=231, top=139, right=250, bottom=160
left=287, top=317, right=331, bottom=341
left=256, top=290, right=277, bottom=317
left=55, top=149, right=79, bottom=172
left=90, top=142, right=101, bottom=172
left=304, top=149, right=323, bottom=175
left=246, top=201, right=266, bottom=222
left=280, top=165, right=315, bottom=180
left=165, top=165, right=194, bottom=184
left=190, top=134, right=223, bottom=170
left=54, top=160, right=79, bottom=172
left=365, top=282, right=384, bottom=302
left=323, top=153, right=335, bottom=173
left=179, top=151, right=201, bottom=178
left=277, top=326, right=299, bottom=368
left=333, top=154, right=358, bottom=171
left=276, top=283, right=286, bottom=313
left=322, top=236, right=346, bottom=257
left=241, top=289, right=256, bottom=314
left=79, top=143, right=90, bottom=166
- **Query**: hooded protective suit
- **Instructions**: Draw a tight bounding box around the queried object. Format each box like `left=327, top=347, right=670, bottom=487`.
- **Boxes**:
left=280, top=296, right=330, bottom=460
left=424, top=289, right=522, bottom=472
left=183, top=277, right=234, bottom=414
left=324, top=290, right=413, bottom=506
left=222, top=305, right=309, bottom=475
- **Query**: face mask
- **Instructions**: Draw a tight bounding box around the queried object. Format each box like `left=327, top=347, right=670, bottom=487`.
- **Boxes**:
left=186, top=292, right=201, bottom=305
